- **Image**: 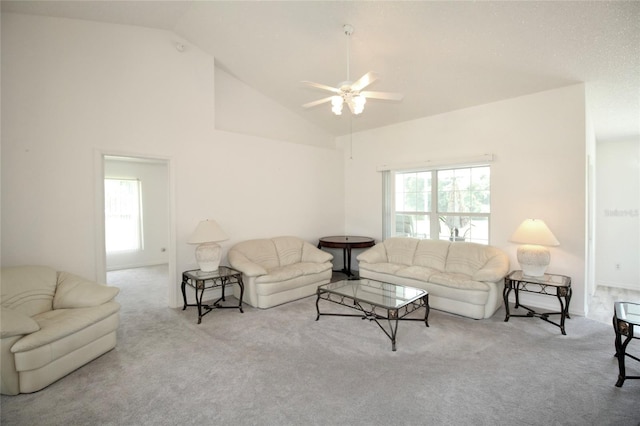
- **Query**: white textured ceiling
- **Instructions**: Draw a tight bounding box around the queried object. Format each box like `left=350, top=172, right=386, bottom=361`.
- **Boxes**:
left=3, top=1, right=639, bottom=141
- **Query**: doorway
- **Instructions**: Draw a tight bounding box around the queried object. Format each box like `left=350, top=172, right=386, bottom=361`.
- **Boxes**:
left=97, top=153, right=175, bottom=307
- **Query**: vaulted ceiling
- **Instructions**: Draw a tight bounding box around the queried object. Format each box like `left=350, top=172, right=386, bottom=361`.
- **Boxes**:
left=3, top=1, right=639, bottom=141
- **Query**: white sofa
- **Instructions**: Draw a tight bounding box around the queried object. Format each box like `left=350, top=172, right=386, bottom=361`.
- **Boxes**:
left=357, top=238, right=510, bottom=319
left=228, top=236, right=333, bottom=309
left=1, top=266, right=120, bottom=395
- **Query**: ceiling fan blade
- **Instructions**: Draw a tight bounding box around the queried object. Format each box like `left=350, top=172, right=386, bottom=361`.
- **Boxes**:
left=360, top=91, right=404, bottom=101
left=350, top=72, right=379, bottom=92
left=302, top=96, right=334, bottom=109
left=301, top=81, right=341, bottom=94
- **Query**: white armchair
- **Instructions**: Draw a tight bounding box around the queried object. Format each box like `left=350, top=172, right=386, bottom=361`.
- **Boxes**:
left=1, top=266, right=120, bottom=395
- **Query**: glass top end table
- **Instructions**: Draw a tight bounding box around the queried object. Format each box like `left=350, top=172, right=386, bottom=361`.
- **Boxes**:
left=613, top=301, right=640, bottom=387
left=181, top=267, right=244, bottom=324
left=503, top=270, right=572, bottom=335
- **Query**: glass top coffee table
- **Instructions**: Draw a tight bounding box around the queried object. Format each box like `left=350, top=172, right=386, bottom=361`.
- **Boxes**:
left=315, top=279, right=429, bottom=351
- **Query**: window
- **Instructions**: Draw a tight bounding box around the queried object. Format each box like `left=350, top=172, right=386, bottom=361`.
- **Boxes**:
left=105, top=178, right=143, bottom=252
left=384, top=165, right=490, bottom=244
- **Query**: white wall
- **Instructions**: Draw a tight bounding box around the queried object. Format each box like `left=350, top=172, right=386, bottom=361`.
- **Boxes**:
left=595, top=139, right=640, bottom=290
left=1, top=14, right=345, bottom=306
left=1, top=12, right=597, bottom=315
left=215, top=66, right=335, bottom=148
left=104, top=158, right=170, bottom=271
left=341, top=85, right=589, bottom=315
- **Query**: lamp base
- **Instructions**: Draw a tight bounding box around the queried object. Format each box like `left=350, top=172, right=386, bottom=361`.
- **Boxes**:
left=195, top=242, right=222, bottom=272
left=517, top=244, right=550, bottom=278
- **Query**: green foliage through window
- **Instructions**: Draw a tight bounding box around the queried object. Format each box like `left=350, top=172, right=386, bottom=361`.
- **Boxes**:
left=388, top=166, right=490, bottom=244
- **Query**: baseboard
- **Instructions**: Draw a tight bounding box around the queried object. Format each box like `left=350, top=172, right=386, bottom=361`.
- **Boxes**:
left=595, top=281, right=640, bottom=292
left=106, top=261, right=168, bottom=272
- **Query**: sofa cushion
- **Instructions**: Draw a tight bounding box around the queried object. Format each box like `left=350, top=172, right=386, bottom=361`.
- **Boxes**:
left=255, top=261, right=332, bottom=284
left=13, top=313, right=119, bottom=373
left=54, top=272, right=120, bottom=309
left=429, top=272, right=490, bottom=291
left=0, top=266, right=57, bottom=317
left=227, top=251, right=268, bottom=277
left=384, top=238, right=419, bottom=266
left=255, top=265, right=303, bottom=284
left=395, top=266, right=440, bottom=282
left=445, top=242, right=498, bottom=277
left=255, top=272, right=331, bottom=297
left=358, top=262, right=404, bottom=275
left=11, top=302, right=121, bottom=353
left=356, top=243, right=388, bottom=264
left=302, top=242, right=333, bottom=264
left=297, top=262, right=333, bottom=275
left=272, top=236, right=303, bottom=266
left=230, top=239, right=280, bottom=271
left=413, top=239, right=449, bottom=271
left=426, top=276, right=492, bottom=306
left=471, top=249, right=510, bottom=282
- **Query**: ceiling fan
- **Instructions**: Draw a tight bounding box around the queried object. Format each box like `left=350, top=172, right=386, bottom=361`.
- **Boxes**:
left=302, top=24, right=404, bottom=115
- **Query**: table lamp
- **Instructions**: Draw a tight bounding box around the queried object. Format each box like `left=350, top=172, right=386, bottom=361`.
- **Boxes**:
left=187, top=219, right=229, bottom=272
left=509, top=219, right=560, bottom=277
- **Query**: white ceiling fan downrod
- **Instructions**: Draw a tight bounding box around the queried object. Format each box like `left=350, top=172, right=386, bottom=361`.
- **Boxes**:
left=332, top=24, right=366, bottom=115
left=344, top=24, right=354, bottom=82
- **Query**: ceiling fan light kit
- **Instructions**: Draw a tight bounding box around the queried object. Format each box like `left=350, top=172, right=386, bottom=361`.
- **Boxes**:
left=302, top=24, right=403, bottom=116
left=331, top=93, right=366, bottom=115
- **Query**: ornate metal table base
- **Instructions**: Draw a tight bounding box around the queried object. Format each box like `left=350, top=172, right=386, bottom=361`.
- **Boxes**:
left=315, top=280, right=429, bottom=351
left=613, top=302, right=640, bottom=387
left=503, top=271, right=572, bottom=335
left=181, top=267, right=244, bottom=324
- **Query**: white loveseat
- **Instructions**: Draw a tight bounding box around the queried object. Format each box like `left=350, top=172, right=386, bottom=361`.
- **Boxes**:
left=228, top=236, right=333, bottom=309
left=1, top=266, right=120, bottom=395
left=357, top=238, right=510, bottom=319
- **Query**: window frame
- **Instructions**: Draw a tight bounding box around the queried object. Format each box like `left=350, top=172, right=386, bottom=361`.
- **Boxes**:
left=383, top=164, right=491, bottom=244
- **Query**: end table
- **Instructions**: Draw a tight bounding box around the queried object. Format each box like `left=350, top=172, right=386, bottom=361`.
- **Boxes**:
left=613, top=301, right=640, bottom=387
left=317, top=236, right=375, bottom=277
left=181, top=266, right=244, bottom=324
left=503, top=270, right=572, bottom=335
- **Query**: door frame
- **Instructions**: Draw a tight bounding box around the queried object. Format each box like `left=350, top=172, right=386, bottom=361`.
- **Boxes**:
left=94, top=149, right=178, bottom=307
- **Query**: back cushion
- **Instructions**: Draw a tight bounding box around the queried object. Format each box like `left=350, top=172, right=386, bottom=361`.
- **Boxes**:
left=233, top=239, right=280, bottom=270
left=272, top=236, right=303, bottom=266
left=445, top=242, right=496, bottom=276
left=413, top=240, right=450, bottom=271
left=1, top=266, right=57, bottom=317
left=384, top=237, right=419, bottom=266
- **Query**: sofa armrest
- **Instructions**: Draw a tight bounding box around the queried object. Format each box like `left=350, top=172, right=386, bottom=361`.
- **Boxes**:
left=53, top=272, right=120, bottom=309
left=0, top=308, right=40, bottom=338
left=472, top=253, right=510, bottom=282
left=356, top=243, right=387, bottom=264
left=228, top=250, right=268, bottom=277
left=301, top=242, right=333, bottom=263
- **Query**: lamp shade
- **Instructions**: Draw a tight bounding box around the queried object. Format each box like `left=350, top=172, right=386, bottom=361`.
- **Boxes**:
left=510, top=219, right=559, bottom=277
left=509, top=219, right=559, bottom=246
left=187, top=220, right=228, bottom=244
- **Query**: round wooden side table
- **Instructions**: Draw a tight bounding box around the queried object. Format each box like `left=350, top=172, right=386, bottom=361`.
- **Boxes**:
left=317, top=236, right=375, bottom=277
